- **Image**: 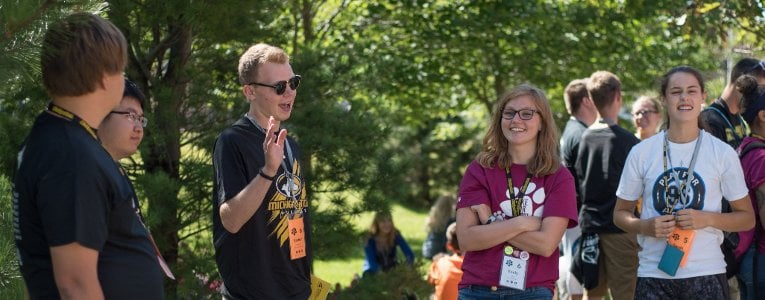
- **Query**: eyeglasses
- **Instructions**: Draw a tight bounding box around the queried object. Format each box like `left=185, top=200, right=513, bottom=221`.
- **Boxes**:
left=247, top=75, right=302, bottom=95
left=632, top=109, right=658, bottom=117
left=110, top=111, right=148, bottom=128
left=502, top=109, right=538, bottom=120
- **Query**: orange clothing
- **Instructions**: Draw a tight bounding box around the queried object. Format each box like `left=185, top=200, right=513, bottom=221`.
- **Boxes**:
left=428, top=254, right=463, bottom=300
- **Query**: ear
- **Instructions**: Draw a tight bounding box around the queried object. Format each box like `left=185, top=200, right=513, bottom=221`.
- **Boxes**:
left=757, top=110, right=765, bottom=123
left=242, top=85, right=254, bottom=99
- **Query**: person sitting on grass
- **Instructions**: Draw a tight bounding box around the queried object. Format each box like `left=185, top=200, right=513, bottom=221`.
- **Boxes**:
left=361, top=211, right=415, bottom=277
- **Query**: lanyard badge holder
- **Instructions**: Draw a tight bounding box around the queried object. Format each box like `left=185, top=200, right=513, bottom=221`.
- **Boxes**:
left=499, top=169, right=532, bottom=290
left=245, top=113, right=306, bottom=260
left=280, top=139, right=306, bottom=260
left=658, top=133, right=701, bottom=276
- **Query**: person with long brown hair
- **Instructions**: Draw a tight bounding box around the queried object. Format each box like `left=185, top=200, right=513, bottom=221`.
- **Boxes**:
left=361, top=211, right=414, bottom=277
left=455, top=84, right=578, bottom=299
left=423, top=195, right=457, bottom=260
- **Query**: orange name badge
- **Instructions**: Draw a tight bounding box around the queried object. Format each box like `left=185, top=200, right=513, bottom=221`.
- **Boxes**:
left=667, top=227, right=695, bottom=267
left=288, top=215, right=306, bottom=260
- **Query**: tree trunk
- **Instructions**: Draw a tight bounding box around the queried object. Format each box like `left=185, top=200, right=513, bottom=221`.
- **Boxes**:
left=140, top=19, right=192, bottom=299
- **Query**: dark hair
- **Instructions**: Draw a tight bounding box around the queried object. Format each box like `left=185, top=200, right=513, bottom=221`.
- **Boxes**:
left=446, top=222, right=459, bottom=252
left=123, top=79, right=146, bottom=109
left=587, top=71, right=621, bottom=112
left=41, top=13, right=127, bottom=97
left=736, top=75, right=765, bottom=124
left=659, top=66, right=706, bottom=98
left=731, top=58, right=765, bottom=84
left=564, top=78, right=589, bottom=114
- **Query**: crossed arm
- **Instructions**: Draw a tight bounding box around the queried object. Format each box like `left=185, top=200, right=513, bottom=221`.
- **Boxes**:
left=455, top=206, right=568, bottom=257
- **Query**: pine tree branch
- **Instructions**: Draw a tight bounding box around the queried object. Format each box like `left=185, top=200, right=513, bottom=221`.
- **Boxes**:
left=3, top=0, right=55, bottom=40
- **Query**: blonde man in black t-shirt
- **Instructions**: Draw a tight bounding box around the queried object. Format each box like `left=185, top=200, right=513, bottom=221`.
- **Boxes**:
left=212, top=43, right=311, bottom=299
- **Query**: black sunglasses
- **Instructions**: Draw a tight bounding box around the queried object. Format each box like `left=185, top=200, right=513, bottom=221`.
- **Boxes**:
left=248, top=75, right=302, bottom=95
left=750, top=61, right=765, bottom=72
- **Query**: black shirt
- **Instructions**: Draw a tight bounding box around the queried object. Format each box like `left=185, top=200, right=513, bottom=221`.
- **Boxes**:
left=560, top=118, right=588, bottom=211
left=699, top=98, right=748, bottom=149
left=212, top=117, right=312, bottom=299
left=576, top=123, right=640, bottom=234
left=13, top=111, right=164, bottom=299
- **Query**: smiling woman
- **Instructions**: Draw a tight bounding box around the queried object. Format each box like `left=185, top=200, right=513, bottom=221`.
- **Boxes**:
left=614, top=66, right=755, bottom=299
left=455, top=84, right=577, bottom=299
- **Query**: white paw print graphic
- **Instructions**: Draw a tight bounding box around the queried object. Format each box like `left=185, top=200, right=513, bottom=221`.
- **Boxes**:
left=498, top=182, right=546, bottom=217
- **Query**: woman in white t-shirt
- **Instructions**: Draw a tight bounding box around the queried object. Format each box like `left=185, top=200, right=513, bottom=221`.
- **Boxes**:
left=613, top=66, right=755, bottom=299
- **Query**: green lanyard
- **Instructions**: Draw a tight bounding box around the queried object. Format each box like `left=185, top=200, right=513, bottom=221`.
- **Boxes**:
left=505, top=167, right=532, bottom=217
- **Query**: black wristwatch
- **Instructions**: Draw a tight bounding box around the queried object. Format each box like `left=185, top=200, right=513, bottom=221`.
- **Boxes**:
left=259, top=168, right=276, bottom=181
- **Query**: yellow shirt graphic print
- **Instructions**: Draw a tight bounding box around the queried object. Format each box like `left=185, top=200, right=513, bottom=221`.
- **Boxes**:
left=267, top=161, right=308, bottom=246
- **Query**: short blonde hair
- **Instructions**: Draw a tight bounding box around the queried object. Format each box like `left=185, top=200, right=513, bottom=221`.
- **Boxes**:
left=238, top=43, right=289, bottom=85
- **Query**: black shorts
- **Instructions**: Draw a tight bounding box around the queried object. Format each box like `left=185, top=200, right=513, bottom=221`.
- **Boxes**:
left=634, top=273, right=728, bottom=300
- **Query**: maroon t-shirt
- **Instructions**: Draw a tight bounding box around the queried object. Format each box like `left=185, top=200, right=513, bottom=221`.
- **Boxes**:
left=457, top=162, right=578, bottom=291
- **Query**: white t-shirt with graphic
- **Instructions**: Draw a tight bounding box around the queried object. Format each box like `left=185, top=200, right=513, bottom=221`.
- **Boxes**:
left=616, top=130, right=748, bottom=279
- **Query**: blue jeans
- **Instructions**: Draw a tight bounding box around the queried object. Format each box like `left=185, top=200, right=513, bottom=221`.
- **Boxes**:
left=738, top=245, right=765, bottom=300
left=458, top=285, right=553, bottom=300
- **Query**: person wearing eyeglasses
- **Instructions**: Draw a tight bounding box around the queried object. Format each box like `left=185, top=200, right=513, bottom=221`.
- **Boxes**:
left=12, top=13, right=164, bottom=299
left=212, top=43, right=313, bottom=299
left=614, top=66, right=754, bottom=300
left=573, top=71, right=640, bottom=300
left=631, top=95, right=662, bottom=140
left=98, top=79, right=147, bottom=160
left=456, top=84, right=578, bottom=299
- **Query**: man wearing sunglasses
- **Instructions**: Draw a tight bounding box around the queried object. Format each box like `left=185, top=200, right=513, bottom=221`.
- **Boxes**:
left=212, top=43, right=312, bottom=299
left=701, top=58, right=765, bottom=150
left=699, top=58, right=765, bottom=300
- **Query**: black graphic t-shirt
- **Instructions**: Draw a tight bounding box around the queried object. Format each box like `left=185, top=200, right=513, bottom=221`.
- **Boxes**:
left=13, top=111, right=164, bottom=299
left=576, top=123, right=640, bottom=233
left=560, top=118, right=588, bottom=210
left=212, top=117, right=312, bottom=299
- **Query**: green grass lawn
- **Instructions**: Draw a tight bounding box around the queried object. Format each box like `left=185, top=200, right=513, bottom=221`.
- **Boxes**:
left=313, top=203, right=430, bottom=288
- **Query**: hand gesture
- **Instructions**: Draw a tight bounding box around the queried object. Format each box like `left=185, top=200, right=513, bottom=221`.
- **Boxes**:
left=643, top=215, right=676, bottom=239
left=263, top=116, right=287, bottom=175
left=470, top=204, right=493, bottom=224
left=675, top=209, right=707, bottom=230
